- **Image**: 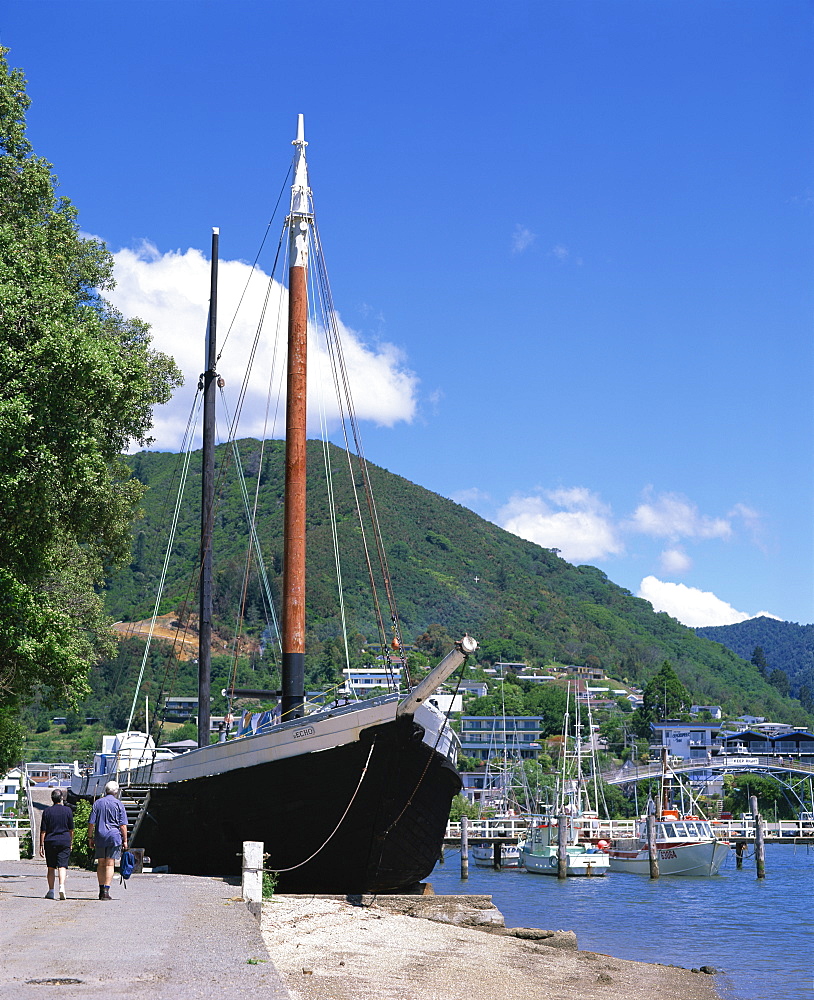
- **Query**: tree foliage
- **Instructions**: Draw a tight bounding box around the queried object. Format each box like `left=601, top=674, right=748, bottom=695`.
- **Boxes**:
left=631, top=660, right=691, bottom=736
left=0, top=50, right=181, bottom=748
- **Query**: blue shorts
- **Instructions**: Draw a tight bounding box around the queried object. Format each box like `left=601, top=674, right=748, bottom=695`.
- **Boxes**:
left=94, top=843, right=122, bottom=861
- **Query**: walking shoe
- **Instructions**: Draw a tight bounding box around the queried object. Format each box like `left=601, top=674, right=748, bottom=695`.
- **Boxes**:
left=45, top=890, right=54, bottom=899
left=100, top=885, right=112, bottom=901
left=59, top=888, right=66, bottom=900
left=98, top=886, right=105, bottom=900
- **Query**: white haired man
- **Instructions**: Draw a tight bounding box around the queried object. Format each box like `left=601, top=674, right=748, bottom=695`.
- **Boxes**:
left=87, top=781, right=128, bottom=901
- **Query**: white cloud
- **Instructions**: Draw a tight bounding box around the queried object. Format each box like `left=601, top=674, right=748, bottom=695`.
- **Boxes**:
left=629, top=491, right=731, bottom=541
left=498, top=488, right=623, bottom=563
left=637, top=576, right=752, bottom=627
left=106, top=243, right=418, bottom=449
left=511, top=225, right=537, bottom=254
left=660, top=548, right=692, bottom=574
left=550, top=244, right=570, bottom=261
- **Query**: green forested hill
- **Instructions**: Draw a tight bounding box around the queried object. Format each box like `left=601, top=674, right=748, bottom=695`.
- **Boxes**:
left=697, top=618, right=814, bottom=703
left=102, top=440, right=810, bottom=725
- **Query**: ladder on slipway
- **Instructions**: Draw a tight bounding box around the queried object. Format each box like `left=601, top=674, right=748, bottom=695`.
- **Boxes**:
left=120, top=785, right=152, bottom=842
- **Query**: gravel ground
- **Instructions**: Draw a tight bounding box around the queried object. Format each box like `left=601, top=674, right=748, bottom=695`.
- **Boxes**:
left=261, top=894, right=722, bottom=1000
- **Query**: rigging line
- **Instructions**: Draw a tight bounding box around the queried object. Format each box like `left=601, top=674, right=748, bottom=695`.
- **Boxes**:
left=111, top=391, right=205, bottom=699
left=217, top=166, right=291, bottom=361
left=125, top=391, right=204, bottom=733
left=270, top=741, right=376, bottom=873
left=218, top=230, right=292, bottom=703
left=311, top=223, right=406, bottom=685
left=218, top=389, right=280, bottom=643
left=309, top=235, right=393, bottom=678
left=224, top=248, right=282, bottom=441
left=314, top=319, right=354, bottom=685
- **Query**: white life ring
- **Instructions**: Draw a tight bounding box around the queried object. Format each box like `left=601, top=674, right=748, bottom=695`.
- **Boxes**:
left=549, top=856, right=558, bottom=868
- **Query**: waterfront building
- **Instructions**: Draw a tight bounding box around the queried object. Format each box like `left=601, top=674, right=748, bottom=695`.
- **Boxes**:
left=719, top=727, right=814, bottom=761
left=650, top=721, right=721, bottom=761
left=459, top=715, right=544, bottom=763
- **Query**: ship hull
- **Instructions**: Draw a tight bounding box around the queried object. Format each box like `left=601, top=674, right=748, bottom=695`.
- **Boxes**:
left=78, top=708, right=460, bottom=894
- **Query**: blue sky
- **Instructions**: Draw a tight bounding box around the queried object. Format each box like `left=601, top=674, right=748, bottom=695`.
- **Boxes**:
left=3, top=1, right=812, bottom=627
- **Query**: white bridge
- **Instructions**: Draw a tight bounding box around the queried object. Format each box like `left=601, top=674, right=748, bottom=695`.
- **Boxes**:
left=600, top=755, right=814, bottom=785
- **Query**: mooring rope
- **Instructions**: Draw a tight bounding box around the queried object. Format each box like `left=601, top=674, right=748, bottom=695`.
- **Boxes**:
left=269, top=741, right=376, bottom=873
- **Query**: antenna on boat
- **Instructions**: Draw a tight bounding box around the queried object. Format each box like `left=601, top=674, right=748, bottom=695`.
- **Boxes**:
left=281, top=117, right=312, bottom=721
left=198, top=226, right=219, bottom=747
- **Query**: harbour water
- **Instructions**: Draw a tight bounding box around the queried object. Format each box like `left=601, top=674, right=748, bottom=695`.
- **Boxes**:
left=431, top=842, right=814, bottom=1000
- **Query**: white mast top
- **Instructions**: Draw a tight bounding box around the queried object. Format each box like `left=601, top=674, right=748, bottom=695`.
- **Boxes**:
left=289, top=114, right=312, bottom=268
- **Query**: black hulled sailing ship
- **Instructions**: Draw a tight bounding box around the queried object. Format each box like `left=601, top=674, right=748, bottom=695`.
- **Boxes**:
left=72, top=117, right=475, bottom=893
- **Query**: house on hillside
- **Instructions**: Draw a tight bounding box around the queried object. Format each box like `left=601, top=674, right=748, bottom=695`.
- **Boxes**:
left=691, top=705, right=723, bottom=719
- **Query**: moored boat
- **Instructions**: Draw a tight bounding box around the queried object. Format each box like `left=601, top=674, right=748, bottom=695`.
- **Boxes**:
left=72, top=117, right=477, bottom=893
left=607, top=810, right=729, bottom=877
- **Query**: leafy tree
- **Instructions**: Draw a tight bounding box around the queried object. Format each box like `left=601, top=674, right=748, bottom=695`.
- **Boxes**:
left=799, top=684, right=814, bottom=713
left=631, top=660, right=691, bottom=736
left=768, top=668, right=790, bottom=698
left=751, top=646, right=769, bottom=678
left=722, top=773, right=796, bottom=820
left=448, top=793, right=479, bottom=821
left=0, top=710, right=24, bottom=772
left=415, top=623, right=455, bottom=659
left=0, top=50, right=181, bottom=756
left=63, top=709, right=83, bottom=734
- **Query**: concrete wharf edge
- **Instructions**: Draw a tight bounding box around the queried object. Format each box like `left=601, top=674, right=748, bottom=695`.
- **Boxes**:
left=0, top=860, right=290, bottom=1000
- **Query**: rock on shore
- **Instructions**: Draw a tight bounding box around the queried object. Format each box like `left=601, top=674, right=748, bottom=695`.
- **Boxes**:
left=261, top=893, right=721, bottom=1000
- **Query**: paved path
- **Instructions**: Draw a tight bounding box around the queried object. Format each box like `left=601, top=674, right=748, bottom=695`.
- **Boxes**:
left=0, top=860, right=290, bottom=999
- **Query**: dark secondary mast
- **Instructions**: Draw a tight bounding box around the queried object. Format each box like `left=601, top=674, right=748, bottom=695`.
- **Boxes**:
left=281, top=115, right=311, bottom=721
left=198, top=227, right=219, bottom=747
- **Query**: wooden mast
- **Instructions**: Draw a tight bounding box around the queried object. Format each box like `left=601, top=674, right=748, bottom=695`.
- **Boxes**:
left=198, top=227, right=219, bottom=747
left=281, top=115, right=311, bottom=721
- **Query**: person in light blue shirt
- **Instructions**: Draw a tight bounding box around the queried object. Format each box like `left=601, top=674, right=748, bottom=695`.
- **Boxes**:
left=88, top=781, right=128, bottom=901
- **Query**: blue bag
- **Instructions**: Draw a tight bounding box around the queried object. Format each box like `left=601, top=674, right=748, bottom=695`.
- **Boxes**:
left=120, top=850, right=136, bottom=886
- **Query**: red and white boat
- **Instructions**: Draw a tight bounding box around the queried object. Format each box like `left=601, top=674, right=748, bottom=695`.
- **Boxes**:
left=608, top=809, right=730, bottom=876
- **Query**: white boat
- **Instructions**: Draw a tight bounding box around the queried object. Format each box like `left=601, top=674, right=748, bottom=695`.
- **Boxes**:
left=471, top=840, right=523, bottom=868
left=607, top=810, right=730, bottom=876
left=521, top=815, right=609, bottom=877
left=521, top=689, right=609, bottom=877
left=71, top=117, right=478, bottom=894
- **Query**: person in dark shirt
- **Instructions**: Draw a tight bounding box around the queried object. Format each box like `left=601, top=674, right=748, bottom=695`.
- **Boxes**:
left=39, top=789, right=74, bottom=900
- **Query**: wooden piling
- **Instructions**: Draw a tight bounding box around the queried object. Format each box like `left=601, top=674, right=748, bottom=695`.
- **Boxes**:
left=735, top=840, right=746, bottom=869
left=438, top=844, right=445, bottom=865
left=460, top=815, right=469, bottom=880
left=751, top=795, right=765, bottom=879
left=493, top=839, right=502, bottom=870
left=557, top=814, right=567, bottom=879
left=647, top=813, right=659, bottom=879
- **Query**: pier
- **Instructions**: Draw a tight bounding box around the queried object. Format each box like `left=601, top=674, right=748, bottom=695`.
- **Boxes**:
left=444, top=816, right=814, bottom=853
left=0, top=859, right=287, bottom=999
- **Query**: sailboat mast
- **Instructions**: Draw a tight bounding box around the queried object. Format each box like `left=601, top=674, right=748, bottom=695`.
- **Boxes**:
left=281, top=115, right=312, bottom=721
left=198, top=227, right=219, bottom=747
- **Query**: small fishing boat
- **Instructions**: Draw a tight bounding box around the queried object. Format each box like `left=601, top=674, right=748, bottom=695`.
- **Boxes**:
left=607, top=752, right=729, bottom=876
left=521, top=814, right=609, bottom=877
left=607, top=811, right=729, bottom=876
